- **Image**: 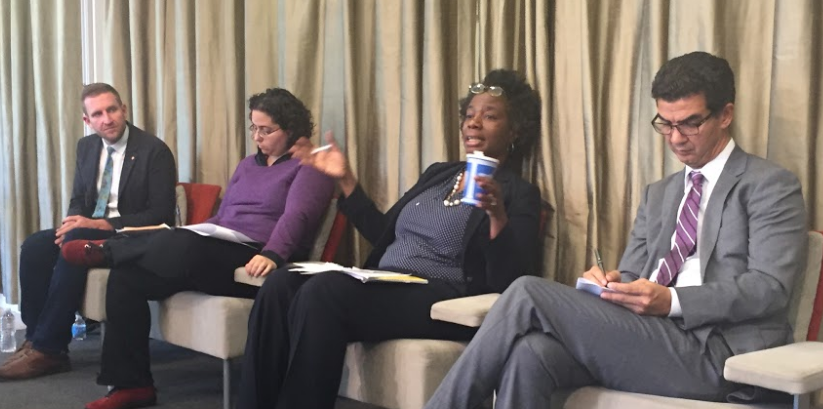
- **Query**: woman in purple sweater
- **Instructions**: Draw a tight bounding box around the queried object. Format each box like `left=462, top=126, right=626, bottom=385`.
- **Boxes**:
left=64, top=88, right=334, bottom=409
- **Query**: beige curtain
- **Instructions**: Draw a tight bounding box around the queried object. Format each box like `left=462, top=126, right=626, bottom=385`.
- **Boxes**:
left=93, top=0, right=246, bottom=187
left=0, top=0, right=83, bottom=302
left=3, top=0, right=822, bottom=301
left=549, top=0, right=823, bottom=284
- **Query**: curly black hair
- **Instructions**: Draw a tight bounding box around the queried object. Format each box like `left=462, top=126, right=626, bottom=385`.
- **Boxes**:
left=248, top=88, right=314, bottom=148
left=459, top=69, right=542, bottom=169
left=651, top=52, right=735, bottom=113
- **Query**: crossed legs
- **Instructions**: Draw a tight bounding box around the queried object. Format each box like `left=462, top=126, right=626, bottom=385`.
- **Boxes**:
left=424, top=276, right=736, bottom=409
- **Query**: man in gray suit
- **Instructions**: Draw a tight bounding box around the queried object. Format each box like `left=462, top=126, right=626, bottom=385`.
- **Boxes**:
left=424, top=52, right=808, bottom=409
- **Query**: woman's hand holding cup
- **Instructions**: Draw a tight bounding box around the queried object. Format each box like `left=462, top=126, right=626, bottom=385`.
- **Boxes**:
left=474, top=175, right=508, bottom=239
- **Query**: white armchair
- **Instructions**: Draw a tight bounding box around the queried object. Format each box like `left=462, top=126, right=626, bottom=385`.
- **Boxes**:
left=429, top=231, right=823, bottom=409
left=80, top=196, right=345, bottom=409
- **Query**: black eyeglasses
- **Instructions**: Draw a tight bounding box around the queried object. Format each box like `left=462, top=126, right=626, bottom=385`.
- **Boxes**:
left=469, top=83, right=504, bottom=97
left=249, top=125, right=280, bottom=137
left=651, top=112, right=713, bottom=136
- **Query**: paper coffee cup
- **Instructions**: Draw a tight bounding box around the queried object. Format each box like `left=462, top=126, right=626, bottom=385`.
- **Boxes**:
left=462, top=151, right=499, bottom=205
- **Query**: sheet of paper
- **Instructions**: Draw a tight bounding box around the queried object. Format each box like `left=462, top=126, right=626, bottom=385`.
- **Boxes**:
left=575, top=277, right=617, bottom=296
left=288, top=262, right=428, bottom=284
left=117, top=223, right=172, bottom=233
left=178, top=223, right=256, bottom=246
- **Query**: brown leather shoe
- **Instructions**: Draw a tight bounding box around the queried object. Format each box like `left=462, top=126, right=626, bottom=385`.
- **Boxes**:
left=0, top=348, right=70, bottom=380
left=0, top=340, right=33, bottom=368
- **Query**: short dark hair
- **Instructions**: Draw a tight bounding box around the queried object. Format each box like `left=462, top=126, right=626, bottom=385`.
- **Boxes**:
left=248, top=88, right=314, bottom=148
left=81, top=83, right=123, bottom=114
left=459, top=69, right=542, bottom=168
left=651, top=52, right=735, bottom=113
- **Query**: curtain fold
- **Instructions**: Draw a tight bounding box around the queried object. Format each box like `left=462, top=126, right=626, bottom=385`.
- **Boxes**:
left=96, top=0, right=244, bottom=186
left=0, top=0, right=82, bottom=302
left=2, top=0, right=822, bottom=301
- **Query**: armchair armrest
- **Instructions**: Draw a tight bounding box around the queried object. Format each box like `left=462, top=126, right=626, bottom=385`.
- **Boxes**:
left=234, top=267, right=265, bottom=287
left=723, top=341, right=823, bottom=394
left=430, top=293, right=500, bottom=327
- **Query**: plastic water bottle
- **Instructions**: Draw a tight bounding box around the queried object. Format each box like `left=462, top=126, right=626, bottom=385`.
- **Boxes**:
left=1, top=309, right=16, bottom=353
left=72, top=313, right=87, bottom=341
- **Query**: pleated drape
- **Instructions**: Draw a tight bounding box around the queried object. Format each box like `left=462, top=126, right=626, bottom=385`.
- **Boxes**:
left=0, top=0, right=82, bottom=302
left=2, top=0, right=821, bottom=301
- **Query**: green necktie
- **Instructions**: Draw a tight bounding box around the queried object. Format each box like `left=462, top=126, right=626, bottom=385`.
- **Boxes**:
left=92, top=147, right=116, bottom=218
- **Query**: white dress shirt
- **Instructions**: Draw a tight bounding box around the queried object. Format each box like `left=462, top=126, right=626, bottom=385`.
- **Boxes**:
left=649, top=138, right=736, bottom=317
left=95, top=127, right=130, bottom=219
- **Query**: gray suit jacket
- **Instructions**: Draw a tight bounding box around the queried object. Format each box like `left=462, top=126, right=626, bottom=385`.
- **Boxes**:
left=618, top=145, right=807, bottom=356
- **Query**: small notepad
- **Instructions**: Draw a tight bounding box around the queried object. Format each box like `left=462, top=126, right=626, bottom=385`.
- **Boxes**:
left=575, top=277, right=616, bottom=296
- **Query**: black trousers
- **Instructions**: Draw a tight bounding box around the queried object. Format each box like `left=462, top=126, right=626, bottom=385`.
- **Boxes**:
left=237, top=267, right=478, bottom=409
left=19, top=228, right=116, bottom=354
left=97, top=229, right=259, bottom=388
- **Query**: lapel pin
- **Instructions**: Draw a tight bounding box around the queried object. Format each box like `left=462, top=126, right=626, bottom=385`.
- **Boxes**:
left=131, top=156, right=135, bottom=160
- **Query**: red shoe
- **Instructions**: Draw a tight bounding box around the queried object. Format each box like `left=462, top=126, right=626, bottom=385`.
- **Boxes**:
left=85, top=387, right=157, bottom=409
left=61, top=240, right=108, bottom=267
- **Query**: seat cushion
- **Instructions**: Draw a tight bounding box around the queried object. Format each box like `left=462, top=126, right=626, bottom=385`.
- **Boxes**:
left=156, top=291, right=254, bottom=360
left=561, top=387, right=789, bottom=409
left=339, top=339, right=467, bottom=409
left=81, top=268, right=111, bottom=322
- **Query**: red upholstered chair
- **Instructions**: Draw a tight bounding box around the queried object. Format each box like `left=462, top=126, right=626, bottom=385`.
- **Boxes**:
left=319, top=208, right=348, bottom=262
left=177, top=182, right=221, bottom=225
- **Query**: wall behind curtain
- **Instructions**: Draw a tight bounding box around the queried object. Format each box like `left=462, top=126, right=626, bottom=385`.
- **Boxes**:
left=0, top=0, right=82, bottom=302
left=2, top=0, right=821, bottom=301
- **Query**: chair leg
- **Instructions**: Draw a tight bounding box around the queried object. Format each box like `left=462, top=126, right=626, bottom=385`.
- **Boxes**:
left=223, top=359, right=231, bottom=409
left=793, top=393, right=811, bottom=409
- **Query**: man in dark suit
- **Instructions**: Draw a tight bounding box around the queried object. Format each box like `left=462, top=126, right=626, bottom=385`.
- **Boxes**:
left=424, top=52, right=808, bottom=409
left=0, top=83, right=177, bottom=380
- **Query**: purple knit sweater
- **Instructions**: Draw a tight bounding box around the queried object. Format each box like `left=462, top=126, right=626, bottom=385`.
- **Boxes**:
left=205, top=155, right=335, bottom=262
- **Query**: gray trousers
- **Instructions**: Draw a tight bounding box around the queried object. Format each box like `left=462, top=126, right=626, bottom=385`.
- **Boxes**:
left=424, top=276, right=738, bottom=409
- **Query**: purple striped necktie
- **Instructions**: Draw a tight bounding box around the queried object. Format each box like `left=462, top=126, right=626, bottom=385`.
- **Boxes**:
left=655, top=171, right=705, bottom=287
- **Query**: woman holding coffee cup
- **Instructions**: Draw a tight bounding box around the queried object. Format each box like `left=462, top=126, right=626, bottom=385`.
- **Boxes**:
left=237, top=69, right=543, bottom=409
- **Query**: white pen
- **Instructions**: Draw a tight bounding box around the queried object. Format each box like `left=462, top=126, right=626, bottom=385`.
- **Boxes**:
left=310, top=144, right=333, bottom=154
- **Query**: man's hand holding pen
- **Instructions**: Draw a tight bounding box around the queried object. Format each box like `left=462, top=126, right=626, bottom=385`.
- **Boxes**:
left=582, top=248, right=621, bottom=286
left=582, top=265, right=621, bottom=287
left=580, top=249, right=671, bottom=316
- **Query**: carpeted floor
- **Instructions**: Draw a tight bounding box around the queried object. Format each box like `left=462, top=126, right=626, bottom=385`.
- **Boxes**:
left=0, top=331, right=385, bottom=409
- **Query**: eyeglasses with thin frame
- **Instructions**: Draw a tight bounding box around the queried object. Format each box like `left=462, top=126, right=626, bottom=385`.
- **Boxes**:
left=469, top=83, right=504, bottom=97
left=650, top=112, right=713, bottom=136
left=249, top=124, right=281, bottom=137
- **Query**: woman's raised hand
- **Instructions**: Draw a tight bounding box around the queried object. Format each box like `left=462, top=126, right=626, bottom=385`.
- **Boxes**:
left=290, top=131, right=349, bottom=179
left=291, top=131, right=358, bottom=196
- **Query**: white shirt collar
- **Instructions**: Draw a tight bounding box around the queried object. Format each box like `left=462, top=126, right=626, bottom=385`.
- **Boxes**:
left=683, top=138, right=736, bottom=188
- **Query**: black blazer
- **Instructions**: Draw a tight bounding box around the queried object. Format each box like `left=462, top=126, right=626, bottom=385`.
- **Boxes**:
left=338, top=161, right=542, bottom=295
left=67, top=122, right=177, bottom=230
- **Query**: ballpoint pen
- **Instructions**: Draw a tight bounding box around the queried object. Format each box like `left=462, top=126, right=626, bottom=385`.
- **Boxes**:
left=593, top=248, right=606, bottom=282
